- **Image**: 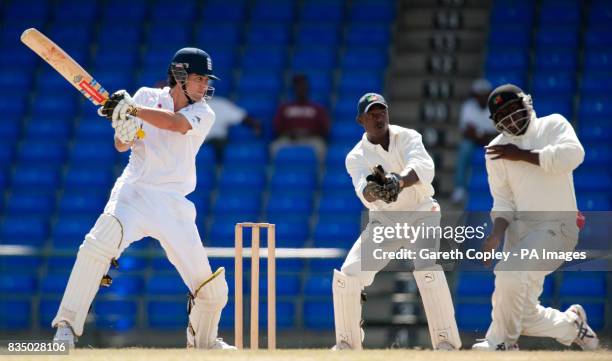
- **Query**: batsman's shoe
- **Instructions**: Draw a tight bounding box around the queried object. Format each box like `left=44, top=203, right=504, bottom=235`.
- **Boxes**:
left=566, top=304, right=599, bottom=351
left=53, top=321, right=76, bottom=348
left=472, top=339, right=519, bottom=351
left=209, top=338, right=237, bottom=350
left=331, top=341, right=353, bottom=350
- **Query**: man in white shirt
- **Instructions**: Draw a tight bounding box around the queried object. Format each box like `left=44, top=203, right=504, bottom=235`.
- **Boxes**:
left=332, top=93, right=461, bottom=350
left=472, top=84, right=598, bottom=351
left=52, top=48, right=235, bottom=350
left=451, top=78, right=497, bottom=204
left=206, top=96, right=261, bottom=161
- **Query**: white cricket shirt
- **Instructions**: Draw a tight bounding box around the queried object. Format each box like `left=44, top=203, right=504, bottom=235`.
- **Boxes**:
left=459, top=98, right=497, bottom=135
left=117, top=87, right=215, bottom=195
left=486, top=113, right=584, bottom=221
left=346, top=125, right=436, bottom=211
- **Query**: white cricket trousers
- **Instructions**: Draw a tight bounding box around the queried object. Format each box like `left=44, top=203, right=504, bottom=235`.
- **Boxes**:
left=341, top=199, right=441, bottom=287
left=106, top=181, right=213, bottom=293
left=486, top=219, right=580, bottom=345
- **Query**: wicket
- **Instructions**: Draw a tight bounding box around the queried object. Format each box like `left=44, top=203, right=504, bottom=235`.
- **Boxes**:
left=234, top=222, right=276, bottom=350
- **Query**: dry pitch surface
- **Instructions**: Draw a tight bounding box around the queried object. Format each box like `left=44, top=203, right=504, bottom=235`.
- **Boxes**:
left=3, top=349, right=612, bottom=361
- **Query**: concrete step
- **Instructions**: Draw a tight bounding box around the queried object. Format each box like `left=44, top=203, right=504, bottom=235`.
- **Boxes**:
left=389, top=53, right=484, bottom=76
left=387, top=100, right=462, bottom=125
left=399, top=8, right=489, bottom=30
left=394, top=29, right=487, bottom=52
left=386, top=75, right=480, bottom=100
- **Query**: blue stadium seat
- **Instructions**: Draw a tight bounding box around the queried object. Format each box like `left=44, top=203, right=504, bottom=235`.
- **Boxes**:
left=218, top=167, right=266, bottom=191
left=98, top=24, right=142, bottom=46
left=486, top=71, right=527, bottom=89
left=266, top=193, right=314, bottom=218
left=17, top=140, right=67, bottom=165
left=539, top=3, right=580, bottom=26
left=251, top=1, right=294, bottom=22
left=242, top=46, right=286, bottom=70
left=70, top=140, right=117, bottom=163
left=350, top=1, right=394, bottom=22
left=313, top=220, right=361, bottom=248
left=0, top=70, right=32, bottom=93
left=300, top=2, right=343, bottom=21
left=535, top=50, right=577, bottom=71
left=273, top=221, right=310, bottom=247
left=202, top=0, right=246, bottom=22
left=318, top=193, right=363, bottom=220
left=345, top=24, right=391, bottom=46
left=213, top=193, right=261, bottom=216
left=0, top=255, right=42, bottom=274
left=64, top=166, right=114, bottom=190
left=23, top=118, right=71, bottom=141
left=45, top=256, right=76, bottom=274
left=151, top=0, right=196, bottom=21
left=146, top=274, right=187, bottom=295
left=536, top=27, right=579, bottom=49
left=0, top=274, right=37, bottom=295
left=58, top=191, right=107, bottom=215
left=487, top=26, right=531, bottom=48
left=246, top=23, right=290, bottom=46
left=75, top=116, right=114, bottom=142
left=147, top=300, right=186, bottom=329
left=330, top=121, right=363, bottom=143
left=0, top=300, right=31, bottom=329
left=6, top=192, right=55, bottom=217
left=114, top=255, right=148, bottom=271
left=321, top=169, right=353, bottom=192
left=456, top=303, right=491, bottom=331
left=292, top=47, right=337, bottom=71
left=325, top=143, right=354, bottom=167
left=39, top=297, right=60, bottom=327
left=585, top=29, right=612, bottom=48
left=456, top=272, right=494, bottom=297
left=532, top=73, right=575, bottom=94
left=304, top=274, right=332, bottom=295
left=560, top=272, right=607, bottom=297
left=52, top=215, right=95, bottom=249
left=0, top=216, right=48, bottom=246
left=237, top=72, right=283, bottom=95
left=94, top=300, right=138, bottom=331
left=532, top=97, right=573, bottom=120
left=339, top=71, right=384, bottom=95
left=308, top=258, right=344, bottom=273
left=98, top=275, right=144, bottom=297
left=584, top=50, right=612, bottom=71
left=196, top=25, right=242, bottom=47
left=194, top=168, right=216, bottom=189
left=486, top=51, right=529, bottom=72
left=270, top=169, right=317, bottom=192
left=579, top=97, right=612, bottom=120
left=304, top=300, right=334, bottom=329
left=273, top=146, right=317, bottom=170
left=579, top=124, right=612, bottom=143
left=490, top=3, right=534, bottom=26
left=577, top=192, right=611, bottom=211
left=236, top=96, right=277, bottom=122
left=93, top=51, right=138, bottom=70
left=148, top=22, right=190, bottom=43
left=466, top=192, right=493, bottom=211
left=0, top=95, right=27, bottom=120
left=342, top=48, right=388, bottom=70
left=581, top=73, right=612, bottom=96
left=582, top=145, right=612, bottom=165
left=40, top=273, right=70, bottom=295
left=296, top=23, right=340, bottom=47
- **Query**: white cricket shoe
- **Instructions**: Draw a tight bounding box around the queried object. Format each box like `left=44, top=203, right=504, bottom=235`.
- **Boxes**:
left=209, top=338, right=237, bottom=350
left=53, top=321, right=76, bottom=348
left=331, top=341, right=353, bottom=350
left=566, top=304, right=599, bottom=351
left=472, top=339, right=519, bottom=351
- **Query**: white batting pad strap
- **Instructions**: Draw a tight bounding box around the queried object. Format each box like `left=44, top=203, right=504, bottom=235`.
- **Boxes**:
left=187, top=268, right=229, bottom=349
left=333, top=269, right=363, bottom=350
left=413, top=264, right=462, bottom=350
left=52, top=214, right=123, bottom=336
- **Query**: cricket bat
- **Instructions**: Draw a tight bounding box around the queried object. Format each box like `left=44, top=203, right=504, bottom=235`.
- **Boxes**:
left=20, top=27, right=144, bottom=138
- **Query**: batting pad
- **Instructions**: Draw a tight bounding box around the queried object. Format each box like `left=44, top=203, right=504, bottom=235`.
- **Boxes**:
left=187, top=267, right=228, bottom=349
left=333, top=269, right=363, bottom=350
left=413, top=264, right=462, bottom=350
left=52, top=214, right=123, bottom=336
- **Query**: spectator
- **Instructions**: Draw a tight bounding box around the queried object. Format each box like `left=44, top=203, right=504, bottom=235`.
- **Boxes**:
left=451, top=78, right=497, bottom=204
left=206, top=96, right=261, bottom=161
left=270, top=74, right=330, bottom=160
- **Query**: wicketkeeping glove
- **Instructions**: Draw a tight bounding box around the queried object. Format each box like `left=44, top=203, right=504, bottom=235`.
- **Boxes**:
left=381, top=172, right=402, bottom=203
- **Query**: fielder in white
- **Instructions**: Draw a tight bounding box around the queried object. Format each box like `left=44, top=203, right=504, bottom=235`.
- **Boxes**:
left=473, top=84, right=598, bottom=351
left=52, top=48, right=235, bottom=350
left=332, top=93, right=461, bottom=350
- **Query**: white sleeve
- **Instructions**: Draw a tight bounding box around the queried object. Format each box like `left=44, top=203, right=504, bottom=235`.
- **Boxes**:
left=180, top=102, right=215, bottom=137
left=534, top=115, right=585, bottom=174
left=132, top=87, right=148, bottom=106
left=458, top=102, right=471, bottom=130
left=345, top=152, right=373, bottom=207
left=400, top=130, right=435, bottom=186
left=485, top=153, right=515, bottom=223
left=211, top=98, right=247, bottom=126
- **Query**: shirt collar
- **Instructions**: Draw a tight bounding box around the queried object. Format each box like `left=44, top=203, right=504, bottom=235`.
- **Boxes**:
left=361, top=125, right=397, bottom=150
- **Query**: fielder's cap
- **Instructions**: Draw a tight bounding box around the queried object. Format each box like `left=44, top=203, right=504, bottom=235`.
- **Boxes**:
left=471, top=78, right=492, bottom=94
left=358, top=92, right=387, bottom=115
left=487, top=83, right=524, bottom=116
left=170, top=47, right=219, bottom=80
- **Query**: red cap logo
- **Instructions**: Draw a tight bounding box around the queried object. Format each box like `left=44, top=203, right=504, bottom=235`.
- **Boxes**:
left=494, top=95, right=504, bottom=105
